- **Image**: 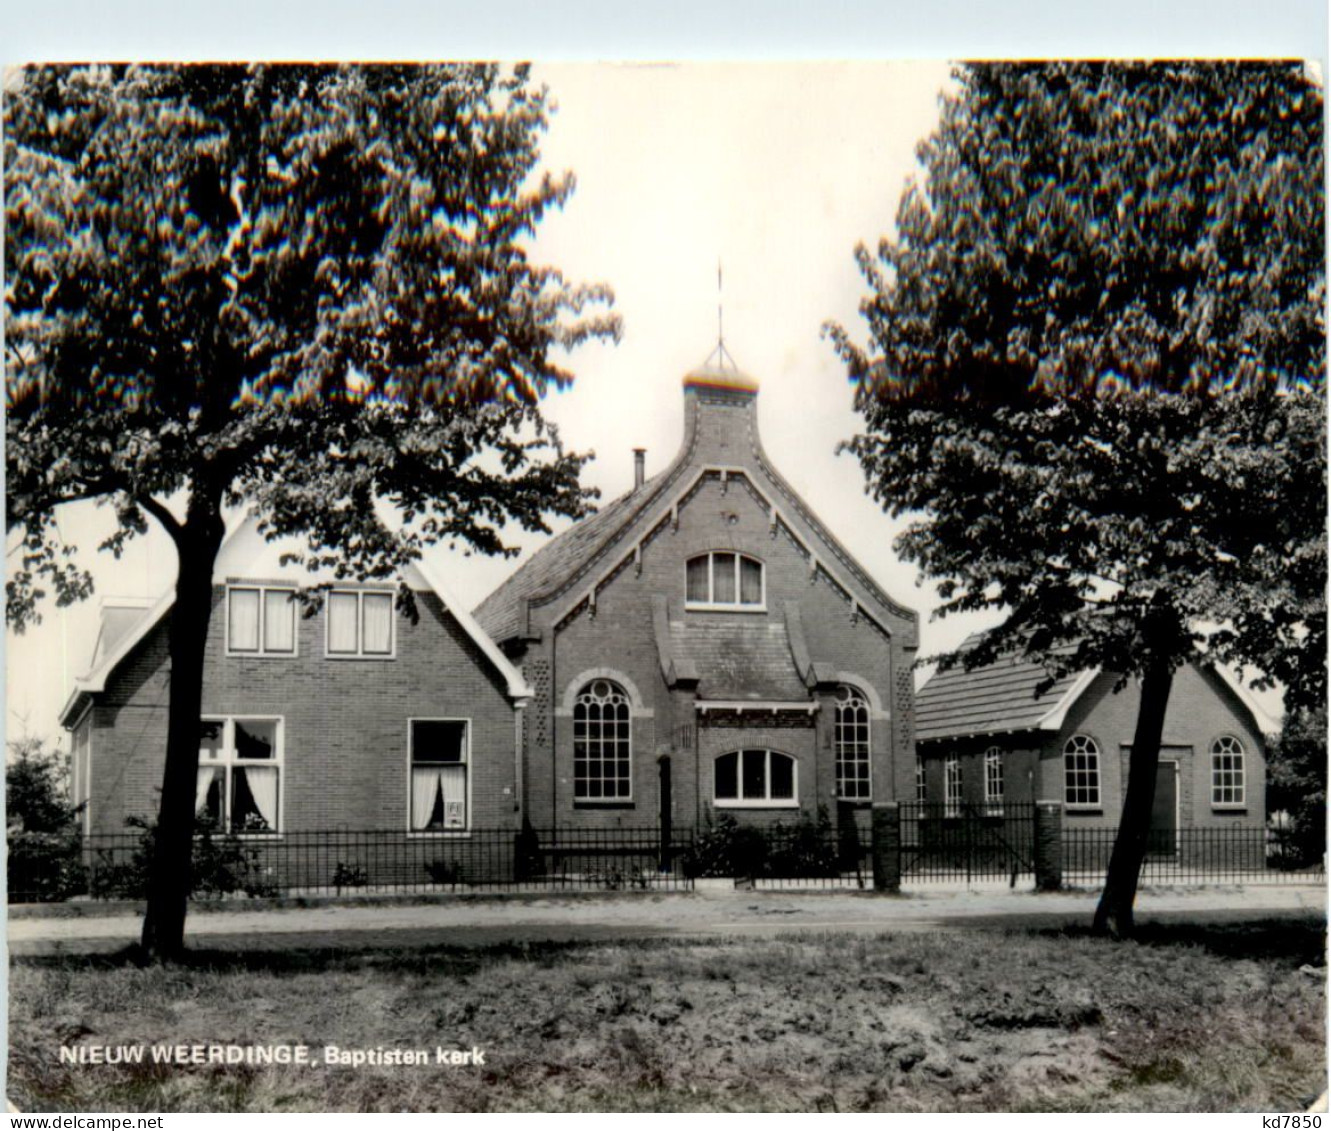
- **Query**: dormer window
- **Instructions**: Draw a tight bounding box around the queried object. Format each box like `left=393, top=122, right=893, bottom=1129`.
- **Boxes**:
left=685, top=552, right=764, bottom=610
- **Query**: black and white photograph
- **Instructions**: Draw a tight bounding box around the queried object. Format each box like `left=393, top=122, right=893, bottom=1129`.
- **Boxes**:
left=4, top=4, right=1327, bottom=1116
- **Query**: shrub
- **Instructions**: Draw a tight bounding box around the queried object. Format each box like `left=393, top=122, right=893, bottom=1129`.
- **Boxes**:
left=6, top=739, right=86, bottom=902
left=88, top=816, right=277, bottom=900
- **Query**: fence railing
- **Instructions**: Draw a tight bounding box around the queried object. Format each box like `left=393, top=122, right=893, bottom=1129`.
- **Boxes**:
left=899, top=801, right=1037, bottom=883
left=7, top=814, right=1321, bottom=904
left=1062, top=825, right=1325, bottom=886
left=6, top=826, right=695, bottom=903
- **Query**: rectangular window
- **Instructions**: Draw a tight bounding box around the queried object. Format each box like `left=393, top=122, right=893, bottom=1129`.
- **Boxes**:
left=984, top=749, right=1004, bottom=814
left=915, top=757, right=927, bottom=803
left=197, top=716, right=282, bottom=834
left=326, top=590, right=395, bottom=658
left=944, top=757, right=962, bottom=818
left=410, top=719, right=469, bottom=832
left=227, top=585, right=296, bottom=656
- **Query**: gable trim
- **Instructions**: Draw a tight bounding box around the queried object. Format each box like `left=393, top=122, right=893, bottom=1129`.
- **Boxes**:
left=546, top=464, right=900, bottom=641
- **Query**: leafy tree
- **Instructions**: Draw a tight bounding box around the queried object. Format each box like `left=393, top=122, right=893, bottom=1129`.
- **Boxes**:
left=1266, top=704, right=1327, bottom=867
left=5, top=64, right=619, bottom=958
left=828, top=62, right=1325, bottom=936
left=6, top=737, right=87, bottom=902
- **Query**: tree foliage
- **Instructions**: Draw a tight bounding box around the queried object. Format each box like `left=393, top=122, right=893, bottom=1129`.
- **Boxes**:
left=830, top=61, right=1324, bottom=699
left=4, top=63, right=619, bottom=956
left=829, top=62, right=1325, bottom=935
left=6, top=63, right=620, bottom=621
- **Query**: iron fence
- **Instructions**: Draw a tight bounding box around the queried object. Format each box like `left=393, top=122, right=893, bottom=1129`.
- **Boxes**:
left=1062, top=825, right=1323, bottom=885
left=899, top=801, right=1036, bottom=884
left=6, top=826, right=695, bottom=903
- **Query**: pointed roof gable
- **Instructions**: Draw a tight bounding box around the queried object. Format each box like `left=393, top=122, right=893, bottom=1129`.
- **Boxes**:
left=915, top=635, right=1278, bottom=744
left=474, top=355, right=917, bottom=645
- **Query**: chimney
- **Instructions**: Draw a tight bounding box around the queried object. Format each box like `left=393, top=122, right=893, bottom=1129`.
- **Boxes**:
left=633, top=448, right=646, bottom=489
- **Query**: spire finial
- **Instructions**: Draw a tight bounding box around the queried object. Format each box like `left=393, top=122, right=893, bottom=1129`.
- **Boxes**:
left=703, top=259, right=737, bottom=373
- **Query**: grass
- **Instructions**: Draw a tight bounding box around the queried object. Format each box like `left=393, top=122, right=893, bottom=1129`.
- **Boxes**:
left=8, top=917, right=1325, bottom=1113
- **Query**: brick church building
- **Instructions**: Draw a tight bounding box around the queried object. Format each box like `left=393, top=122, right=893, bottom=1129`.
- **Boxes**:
left=475, top=357, right=920, bottom=834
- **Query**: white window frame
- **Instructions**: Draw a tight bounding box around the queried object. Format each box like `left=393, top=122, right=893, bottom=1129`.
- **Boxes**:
left=714, top=748, right=799, bottom=808
left=834, top=684, right=872, bottom=801
left=915, top=756, right=927, bottom=803
left=226, top=584, right=298, bottom=657
left=325, top=588, right=397, bottom=659
left=1063, top=734, right=1102, bottom=809
left=684, top=551, right=766, bottom=612
left=197, top=715, right=284, bottom=836
left=573, top=679, right=633, bottom=804
left=1210, top=735, right=1246, bottom=809
left=407, top=717, right=472, bottom=837
left=984, top=746, right=1004, bottom=815
left=944, top=756, right=962, bottom=818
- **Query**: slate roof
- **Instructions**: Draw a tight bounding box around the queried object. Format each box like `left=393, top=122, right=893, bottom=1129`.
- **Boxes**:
left=473, top=472, right=669, bottom=642
left=669, top=618, right=808, bottom=702
left=914, top=638, right=1086, bottom=744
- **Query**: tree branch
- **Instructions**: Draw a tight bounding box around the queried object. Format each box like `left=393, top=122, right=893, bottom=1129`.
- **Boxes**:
left=136, top=495, right=185, bottom=546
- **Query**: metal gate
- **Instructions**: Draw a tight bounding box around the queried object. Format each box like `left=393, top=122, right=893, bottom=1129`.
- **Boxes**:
left=900, top=802, right=1036, bottom=883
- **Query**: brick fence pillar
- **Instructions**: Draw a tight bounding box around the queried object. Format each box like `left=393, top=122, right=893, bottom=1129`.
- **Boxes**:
left=871, top=801, right=901, bottom=893
left=1033, top=800, right=1063, bottom=891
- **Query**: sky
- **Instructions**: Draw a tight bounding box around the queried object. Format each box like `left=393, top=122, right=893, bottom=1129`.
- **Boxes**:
left=5, top=2, right=1323, bottom=748
left=7, top=62, right=981, bottom=744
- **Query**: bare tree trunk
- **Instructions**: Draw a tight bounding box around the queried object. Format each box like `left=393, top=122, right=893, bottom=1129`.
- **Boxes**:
left=140, top=493, right=225, bottom=962
left=1092, top=656, right=1175, bottom=939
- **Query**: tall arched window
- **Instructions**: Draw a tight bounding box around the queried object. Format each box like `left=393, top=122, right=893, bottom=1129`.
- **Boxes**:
left=834, top=684, right=871, bottom=800
left=573, top=679, right=632, bottom=801
left=1064, top=734, right=1101, bottom=808
left=1210, top=735, right=1246, bottom=807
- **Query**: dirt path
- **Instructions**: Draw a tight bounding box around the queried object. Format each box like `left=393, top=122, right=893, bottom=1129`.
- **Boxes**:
left=8, top=882, right=1324, bottom=956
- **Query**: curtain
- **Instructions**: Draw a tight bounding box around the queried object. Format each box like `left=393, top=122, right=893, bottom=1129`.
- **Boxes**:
left=263, top=589, right=295, bottom=653
left=195, top=767, right=218, bottom=817
left=412, top=767, right=443, bottom=830
left=740, top=556, right=762, bottom=604
left=686, top=557, right=709, bottom=602
left=243, top=766, right=279, bottom=829
left=362, top=593, right=393, bottom=654
left=713, top=553, right=736, bottom=603
left=229, top=589, right=260, bottom=651
left=438, top=764, right=467, bottom=827
left=328, top=592, right=359, bottom=653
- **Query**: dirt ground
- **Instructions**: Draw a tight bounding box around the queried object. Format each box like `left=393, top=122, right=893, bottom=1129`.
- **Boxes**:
left=9, top=880, right=1325, bottom=955
left=7, top=898, right=1327, bottom=1112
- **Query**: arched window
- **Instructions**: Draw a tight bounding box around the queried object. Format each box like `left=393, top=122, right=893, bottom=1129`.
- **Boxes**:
left=1211, top=735, right=1246, bottom=807
left=984, top=747, right=1004, bottom=814
left=573, top=680, right=632, bottom=801
left=685, top=552, right=764, bottom=609
left=714, top=749, right=797, bottom=806
left=834, top=684, right=871, bottom=801
left=1064, top=734, right=1101, bottom=808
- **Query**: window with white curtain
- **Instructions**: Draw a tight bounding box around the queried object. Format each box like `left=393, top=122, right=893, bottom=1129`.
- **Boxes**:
left=227, top=585, right=297, bottom=656
left=410, top=719, right=469, bottom=832
left=327, top=589, right=395, bottom=657
left=684, top=552, right=765, bottom=609
left=197, top=717, right=282, bottom=833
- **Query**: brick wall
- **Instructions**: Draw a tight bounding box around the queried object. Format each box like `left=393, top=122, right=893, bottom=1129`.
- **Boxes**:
left=86, top=585, right=519, bottom=836
left=518, top=384, right=918, bottom=831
